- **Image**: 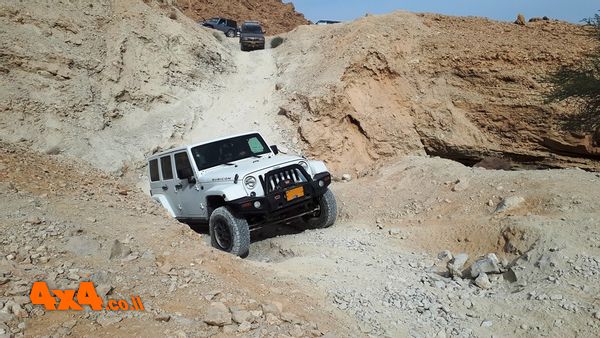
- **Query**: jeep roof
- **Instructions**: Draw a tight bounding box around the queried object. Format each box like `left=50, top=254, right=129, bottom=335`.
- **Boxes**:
left=149, top=131, right=271, bottom=160
left=203, top=17, right=237, bottom=27
left=315, top=20, right=341, bottom=25
left=240, top=22, right=264, bottom=33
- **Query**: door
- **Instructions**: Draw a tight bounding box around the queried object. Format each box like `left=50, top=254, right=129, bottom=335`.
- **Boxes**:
left=148, top=158, right=163, bottom=197
left=217, top=18, right=227, bottom=32
left=174, top=151, right=205, bottom=219
left=159, top=154, right=180, bottom=218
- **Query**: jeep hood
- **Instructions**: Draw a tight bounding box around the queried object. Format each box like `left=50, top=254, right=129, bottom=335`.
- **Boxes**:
left=198, top=155, right=303, bottom=183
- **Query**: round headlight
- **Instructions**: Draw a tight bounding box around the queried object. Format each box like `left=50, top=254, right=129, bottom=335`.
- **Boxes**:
left=244, top=176, right=257, bottom=189
left=299, top=161, right=309, bottom=171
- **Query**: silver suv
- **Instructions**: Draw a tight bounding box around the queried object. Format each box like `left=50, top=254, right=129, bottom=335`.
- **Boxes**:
left=239, top=21, right=265, bottom=51
left=147, top=132, right=337, bottom=257
left=201, top=17, right=238, bottom=37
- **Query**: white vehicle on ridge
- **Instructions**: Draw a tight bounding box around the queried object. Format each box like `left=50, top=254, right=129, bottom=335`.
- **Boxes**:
left=147, top=132, right=337, bottom=256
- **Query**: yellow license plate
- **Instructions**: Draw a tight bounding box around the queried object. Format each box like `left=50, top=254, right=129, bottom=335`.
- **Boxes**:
left=285, top=186, right=304, bottom=201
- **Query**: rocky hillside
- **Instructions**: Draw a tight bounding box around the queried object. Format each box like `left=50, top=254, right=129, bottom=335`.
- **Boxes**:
left=0, top=142, right=354, bottom=337
left=274, top=12, right=600, bottom=175
left=0, top=0, right=233, bottom=173
left=175, top=0, right=310, bottom=35
left=2, top=3, right=600, bottom=338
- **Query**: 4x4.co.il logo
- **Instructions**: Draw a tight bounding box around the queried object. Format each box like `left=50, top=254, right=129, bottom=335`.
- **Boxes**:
left=29, top=282, right=144, bottom=311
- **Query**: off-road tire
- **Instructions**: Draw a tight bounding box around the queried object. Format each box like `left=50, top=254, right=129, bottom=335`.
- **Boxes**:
left=226, top=29, right=235, bottom=38
left=209, top=207, right=250, bottom=257
left=240, top=44, right=247, bottom=52
left=303, top=189, right=337, bottom=229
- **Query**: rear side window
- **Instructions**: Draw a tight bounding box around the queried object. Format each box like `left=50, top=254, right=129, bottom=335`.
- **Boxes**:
left=160, top=156, right=174, bottom=180
left=149, top=159, right=160, bottom=182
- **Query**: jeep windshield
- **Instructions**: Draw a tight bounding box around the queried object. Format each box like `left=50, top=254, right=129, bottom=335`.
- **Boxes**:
left=241, top=25, right=262, bottom=34
left=191, top=134, right=271, bottom=171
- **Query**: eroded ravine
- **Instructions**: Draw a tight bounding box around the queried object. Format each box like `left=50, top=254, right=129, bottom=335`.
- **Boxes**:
left=182, top=39, right=295, bottom=150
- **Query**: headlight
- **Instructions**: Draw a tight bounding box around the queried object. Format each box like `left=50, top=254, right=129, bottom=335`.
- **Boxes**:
left=299, top=161, right=309, bottom=171
left=244, top=176, right=257, bottom=189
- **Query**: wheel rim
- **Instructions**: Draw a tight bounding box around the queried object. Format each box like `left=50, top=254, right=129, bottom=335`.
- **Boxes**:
left=214, top=219, right=233, bottom=251
left=227, top=30, right=234, bottom=37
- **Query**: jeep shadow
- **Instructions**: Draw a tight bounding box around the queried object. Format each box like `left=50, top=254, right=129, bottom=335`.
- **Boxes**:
left=183, top=220, right=305, bottom=245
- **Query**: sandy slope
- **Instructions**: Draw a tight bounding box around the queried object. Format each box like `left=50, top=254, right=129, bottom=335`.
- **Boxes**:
left=0, top=0, right=233, bottom=173
left=182, top=39, right=294, bottom=150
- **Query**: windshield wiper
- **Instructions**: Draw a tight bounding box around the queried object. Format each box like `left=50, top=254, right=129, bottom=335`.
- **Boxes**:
left=221, top=162, right=235, bottom=166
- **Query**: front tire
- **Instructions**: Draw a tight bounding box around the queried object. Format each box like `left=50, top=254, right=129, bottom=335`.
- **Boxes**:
left=226, top=29, right=235, bottom=38
left=209, top=207, right=250, bottom=257
left=303, top=189, right=337, bottom=229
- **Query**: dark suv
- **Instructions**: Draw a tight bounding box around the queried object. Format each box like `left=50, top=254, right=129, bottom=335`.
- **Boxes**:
left=201, top=17, right=238, bottom=38
left=240, top=21, right=265, bottom=51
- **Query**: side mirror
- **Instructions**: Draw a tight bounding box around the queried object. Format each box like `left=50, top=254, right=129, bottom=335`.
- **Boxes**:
left=178, top=167, right=196, bottom=184
left=270, top=145, right=279, bottom=155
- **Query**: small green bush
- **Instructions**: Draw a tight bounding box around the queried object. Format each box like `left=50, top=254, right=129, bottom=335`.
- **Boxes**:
left=546, top=12, right=600, bottom=132
left=271, top=36, right=284, bottom=49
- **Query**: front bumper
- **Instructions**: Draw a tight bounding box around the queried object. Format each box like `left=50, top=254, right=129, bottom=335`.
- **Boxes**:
left=228, top=172, right=332, bottom=220
left=241, top=40, right=265, bottom=48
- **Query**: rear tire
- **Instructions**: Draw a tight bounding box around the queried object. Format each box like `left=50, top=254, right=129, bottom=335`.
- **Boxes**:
left=302, top=189, right=337, bottom=229
left=209, top=207, right=250, bottom=257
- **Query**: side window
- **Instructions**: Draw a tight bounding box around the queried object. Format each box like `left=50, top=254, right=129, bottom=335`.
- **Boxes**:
left=248, top=137, right=265, bottom=153
left=160, top=156, right=174, bottom=180
left=174, top=152, right=193, bottom=179
left=218, top=19, right=226, bottom=25
left=149, top=159, right=160, bottom=182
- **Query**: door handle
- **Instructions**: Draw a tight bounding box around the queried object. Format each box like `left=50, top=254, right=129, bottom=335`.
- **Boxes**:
left=162, top=185, right=168, bottom=191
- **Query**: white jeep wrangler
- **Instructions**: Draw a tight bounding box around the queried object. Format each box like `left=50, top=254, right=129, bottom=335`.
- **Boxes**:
left=147, top=132, right=337, bottom=256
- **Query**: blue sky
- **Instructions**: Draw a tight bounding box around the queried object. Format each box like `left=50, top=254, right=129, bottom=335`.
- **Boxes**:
left=287, top=0, right=599, bottom=24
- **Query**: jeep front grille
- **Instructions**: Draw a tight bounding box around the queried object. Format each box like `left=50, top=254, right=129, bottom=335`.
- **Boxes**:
left=260, top=165, right=309, bottom=193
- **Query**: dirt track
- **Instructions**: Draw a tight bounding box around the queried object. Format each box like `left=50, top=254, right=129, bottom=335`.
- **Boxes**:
left=183, top=39, right=290, bottom=147
left=246, top=156, right=600, bottom=336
